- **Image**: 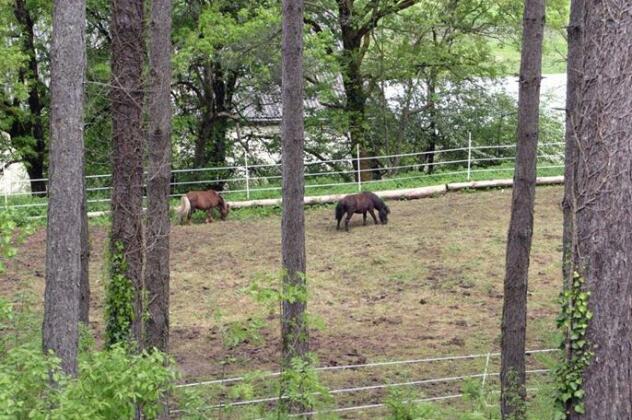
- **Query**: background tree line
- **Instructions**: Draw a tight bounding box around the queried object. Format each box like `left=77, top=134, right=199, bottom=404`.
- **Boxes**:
left=1, top=0, right=567, bottom=191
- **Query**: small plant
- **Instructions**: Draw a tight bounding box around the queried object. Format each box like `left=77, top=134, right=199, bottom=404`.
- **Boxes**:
left=0, top=209, right=34, bottom=272
left=554, top=271, right=593, bottom=418
left=385, top=389, right=436, bottom=419
left=223, top=317, right=266, bottom=348
left=278, top=354, right=332, bottom=415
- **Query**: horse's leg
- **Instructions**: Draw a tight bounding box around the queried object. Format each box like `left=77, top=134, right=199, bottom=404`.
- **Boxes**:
left=205, top=208, right=214, bottom=223
left=345, top=211, right=353, bottom=232
left=336, top=217, right=341, bottom=230
left=363, top=212, right=367, bottom=225
left=369, top=209, right=379, bottom=224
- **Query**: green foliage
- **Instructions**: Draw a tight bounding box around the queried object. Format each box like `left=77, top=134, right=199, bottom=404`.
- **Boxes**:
left=246, top=270, right=308, bottom=309
left=104, top=240, right=135, bottom=347
left=384, top=389, right=436, bottom=419
left=278, top=354, right=332, bottom=414
left=222, top=316, right=266, bottom=349
left=60, top=345, right=175, bottom=419
left=554, top=272, right=593, bottom=418
left=0, top=341, right=176, bottom=419
left=0, top=209, right=34, bottom=272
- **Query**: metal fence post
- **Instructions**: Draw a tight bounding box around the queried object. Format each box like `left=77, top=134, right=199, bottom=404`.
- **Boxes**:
left=467, top=131, right=472, bottom=181
left=244, top=152, right=250, bottom=200
left=356, top=143, right=361, bottom=192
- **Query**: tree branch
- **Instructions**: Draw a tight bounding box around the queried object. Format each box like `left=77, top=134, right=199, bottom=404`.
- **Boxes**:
left=358, top=0, right=419, bottom=38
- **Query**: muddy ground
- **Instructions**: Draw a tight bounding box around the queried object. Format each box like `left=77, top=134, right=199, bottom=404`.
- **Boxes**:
left=2, top=186, right=564, bottom=415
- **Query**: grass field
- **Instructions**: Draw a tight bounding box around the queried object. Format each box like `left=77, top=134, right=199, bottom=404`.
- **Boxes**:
left=1, top=185, right=565, bottom=417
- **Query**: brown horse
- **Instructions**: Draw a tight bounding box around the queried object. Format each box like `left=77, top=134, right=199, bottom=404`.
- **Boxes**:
left=335, top=191, right=390, bottom=231
left=177, top=189, right=230, bottom=224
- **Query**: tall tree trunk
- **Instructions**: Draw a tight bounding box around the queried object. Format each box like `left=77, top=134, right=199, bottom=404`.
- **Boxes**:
left=109, top=0, right=145, bottom=347
left=13, top=0, right=47, bottom=195
left=144, top=0, right=172, bottom=353
left=561, top=2, right=583, bottom=416
left=424, top=76, right=439, bottom=175
left=561, top=0, right=584, bottom=290
left=192, top=62, right=235, bottom=174
left=43, top=0, right=86, bottom=376
left=79, top=181, right=90, bottom=324
left=280, top=0, right=308, bottom=412
left=569, top=1, right=632, bottom=418
left=499, top=0, right=544, bottom=417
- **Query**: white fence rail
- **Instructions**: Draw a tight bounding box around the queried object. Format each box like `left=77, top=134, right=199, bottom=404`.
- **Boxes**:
left=171, top=348, right=558, bottom=416
left=0, top=137, right=565, bottom=213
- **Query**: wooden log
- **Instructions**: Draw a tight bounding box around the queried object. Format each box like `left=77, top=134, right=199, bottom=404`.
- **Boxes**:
left=88, top=177, right=564, bottom=217
left=446, top=175, right=563, bottom=191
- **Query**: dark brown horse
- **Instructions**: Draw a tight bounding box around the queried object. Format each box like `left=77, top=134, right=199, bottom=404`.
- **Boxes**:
left=335, top=191, right=390, bottom=231
left=177, top=189, right=230, bottom=224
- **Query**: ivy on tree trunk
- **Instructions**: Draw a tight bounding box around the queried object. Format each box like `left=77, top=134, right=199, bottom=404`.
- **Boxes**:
left=109, top=0, right=145, bottom=347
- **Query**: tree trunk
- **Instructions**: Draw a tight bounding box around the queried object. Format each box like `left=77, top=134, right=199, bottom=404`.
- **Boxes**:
left=561, top=0, right=583, bottom=291
left=424, top=77, right=438, bottom=175
left=109, top=0, right=145, bottom=347
left=499, top=0, right=544, bottom=418
left=561, top=2, right=583, bottom=416
left=144, top=0, right=172, bottom=353
left=569, top=1, right=632, bottom=417
left=79, top=180, right=90, bottom=325
left=13, top=0, right=47, bottom=196
left=43, top=0, right=86, bottom=376
left=192, top=62, right=235, bottom=172
left=341, top=51, right=376, bottom=182
left=280, top=0, right=308, bottom=412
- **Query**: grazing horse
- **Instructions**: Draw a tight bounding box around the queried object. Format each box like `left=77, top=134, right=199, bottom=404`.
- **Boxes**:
left=177, top=189, right=230, bottom=224
left=335, top=191, right=390, bottom=232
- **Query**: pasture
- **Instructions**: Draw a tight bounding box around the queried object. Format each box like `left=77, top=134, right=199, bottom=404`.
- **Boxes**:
left=2, top=186, right=564, bottom=416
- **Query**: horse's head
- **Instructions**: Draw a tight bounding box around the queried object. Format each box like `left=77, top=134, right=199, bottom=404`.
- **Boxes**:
left=379, top=204, right=390, bottom=224
left=220, top=202, right=230, bottom=220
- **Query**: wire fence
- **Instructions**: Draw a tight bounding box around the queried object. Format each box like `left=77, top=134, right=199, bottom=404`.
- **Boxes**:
left=0, top=136, right=565, bottom=217
left=172, top=348, right=559, bottom=416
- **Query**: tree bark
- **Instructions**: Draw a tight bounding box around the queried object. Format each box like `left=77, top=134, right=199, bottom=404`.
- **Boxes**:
left=79, top=180, right=90, bottom=325
left=110, top=0, right=145, bottom=346
left=423, top=76, right=439, bottom=174
left=561, top=0, right=584, bottom=291
left=280, top=0, right=308, bottom=411
left=499, top=0, right=544, bottom=418
left=569, top=1, right=632, bottom=418
left=144, top=0, right=172, bottom=353
left=12, top=0, right=47, bottom=195
left=43, top=0, right=86, bottom=376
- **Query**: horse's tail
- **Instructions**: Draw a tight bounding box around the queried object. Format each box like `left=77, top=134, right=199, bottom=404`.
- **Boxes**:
left=177, top=195, right=191, bottom=224
left=335, top=201, right=345, bottom=221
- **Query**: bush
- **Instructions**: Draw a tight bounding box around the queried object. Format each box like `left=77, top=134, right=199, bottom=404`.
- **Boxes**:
left=0, top=299, right=176, bottom=419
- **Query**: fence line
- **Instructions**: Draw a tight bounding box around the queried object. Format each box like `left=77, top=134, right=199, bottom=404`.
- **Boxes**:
left=176, top=348, right=557, bottom=388
left=194, top=369, right=551, bottom=411
left=2, top=138, right=565, bottom=210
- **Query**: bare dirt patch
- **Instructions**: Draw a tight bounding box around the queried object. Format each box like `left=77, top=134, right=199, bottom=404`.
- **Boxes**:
left=2, top=187, right=564, bottom=387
